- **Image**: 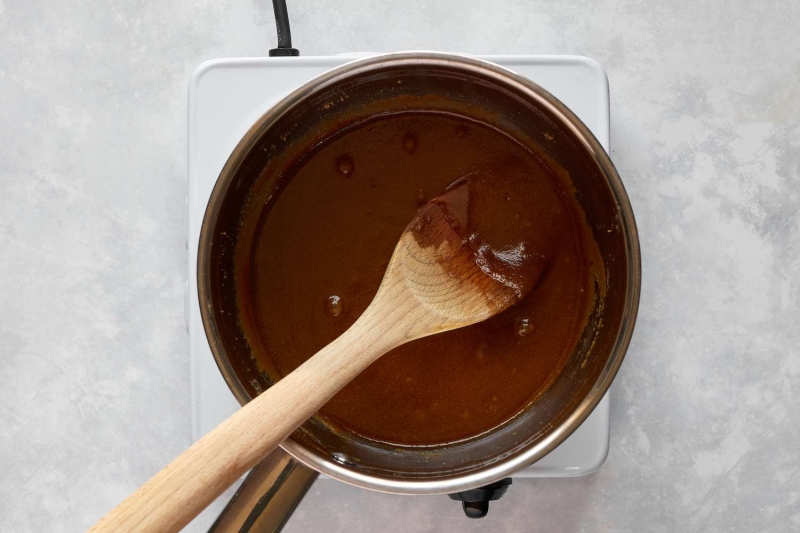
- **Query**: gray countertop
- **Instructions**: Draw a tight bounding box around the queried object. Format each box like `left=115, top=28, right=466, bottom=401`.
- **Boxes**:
left=1, top=1, right=798, bottom=531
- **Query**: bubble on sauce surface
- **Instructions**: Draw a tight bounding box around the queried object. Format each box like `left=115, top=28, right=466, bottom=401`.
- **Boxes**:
left=515, top=317, right=532, bottom=337
left=402, top=131, right=418, bottom=154
left=416, top=187, right=426, bottom=206
left=335, top=155, right=354, bottom=177
left=475, top=341, right=488, bottom=360
left=326, top=295, right=343, bottom=317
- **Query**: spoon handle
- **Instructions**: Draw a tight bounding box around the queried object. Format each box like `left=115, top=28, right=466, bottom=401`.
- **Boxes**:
left=88, top=312, right=396, bottom=533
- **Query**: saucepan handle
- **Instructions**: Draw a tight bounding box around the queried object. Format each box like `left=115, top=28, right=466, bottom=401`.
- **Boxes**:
left=209, top=448, right=318, bottom=533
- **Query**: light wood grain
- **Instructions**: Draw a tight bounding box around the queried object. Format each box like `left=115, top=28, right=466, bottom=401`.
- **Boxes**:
left=88, top=203, right=516, bottom=533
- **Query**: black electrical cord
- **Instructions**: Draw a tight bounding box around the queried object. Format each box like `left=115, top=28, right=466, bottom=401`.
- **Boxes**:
left=269, top=0, right=300, bottom=56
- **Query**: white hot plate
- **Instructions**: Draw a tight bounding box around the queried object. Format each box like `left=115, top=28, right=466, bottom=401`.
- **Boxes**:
left=187, top=54, right=612, bottom=479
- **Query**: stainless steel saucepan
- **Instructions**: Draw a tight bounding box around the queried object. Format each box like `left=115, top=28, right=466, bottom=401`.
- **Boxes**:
left=198, top=52, right=641, bottom=531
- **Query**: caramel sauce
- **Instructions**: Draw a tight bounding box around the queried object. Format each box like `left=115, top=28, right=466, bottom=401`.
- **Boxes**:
left=241, top=111, right=600, bottom=446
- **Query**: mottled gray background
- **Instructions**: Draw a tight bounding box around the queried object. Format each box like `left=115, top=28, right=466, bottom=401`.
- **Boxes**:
left=1, top=0, right=799, bottom=531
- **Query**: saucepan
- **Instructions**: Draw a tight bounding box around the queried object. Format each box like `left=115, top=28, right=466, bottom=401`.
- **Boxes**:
left=197, top=52, right=640, bottom=530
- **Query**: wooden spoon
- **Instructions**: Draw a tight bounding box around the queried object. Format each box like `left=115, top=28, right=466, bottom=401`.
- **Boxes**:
left=89, top=190, right=538, bottom=533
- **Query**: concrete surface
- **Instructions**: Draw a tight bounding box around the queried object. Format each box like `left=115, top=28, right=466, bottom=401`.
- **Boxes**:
left=0, top=0, right=798, bottom=531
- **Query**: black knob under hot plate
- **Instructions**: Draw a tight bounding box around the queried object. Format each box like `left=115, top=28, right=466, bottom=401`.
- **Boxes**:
left=448, top=478, right=513, bottom=519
